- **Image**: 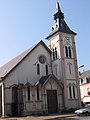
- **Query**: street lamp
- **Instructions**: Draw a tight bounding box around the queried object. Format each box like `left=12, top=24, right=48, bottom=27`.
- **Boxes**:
left=78, top=65, right=84, bottom=76
left=78, top=65, right=84, bottom=69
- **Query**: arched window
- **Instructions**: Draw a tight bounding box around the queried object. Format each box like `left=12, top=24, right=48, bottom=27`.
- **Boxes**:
left=55, top=47, right=57, bottom=59
left=69, top=85, right=72, bottom=99
left=52, top=47, right=57, bottom=60
left=45, top=64, right=48, bottom=75
left=72, top=85, right=76, bottom=99
left=65, top=46, right=72, bottom=58
left=68, top=46, right=72, bottom=58
left=37, top=64, right=40, bottom=75
left=68, top=84, right=76, bottom=99
left=37, top=86, right=40, bottom=100
left=27, top=86, right=30, bottom=100
left=53, top=49, right=55, bottom=60
left=65, top=46, right=68, bottom=57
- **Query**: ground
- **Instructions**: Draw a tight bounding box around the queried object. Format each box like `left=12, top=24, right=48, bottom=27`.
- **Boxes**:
left=0, top=114, right=76, bottom=120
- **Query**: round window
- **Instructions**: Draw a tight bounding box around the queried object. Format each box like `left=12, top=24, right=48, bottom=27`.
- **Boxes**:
left=39, top=55, right=46, bottom=64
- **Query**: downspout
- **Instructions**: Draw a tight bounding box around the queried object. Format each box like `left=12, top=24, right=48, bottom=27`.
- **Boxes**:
left=0, top=77, right=5, bottom=117
left=2, top=82, right=5, bottom=117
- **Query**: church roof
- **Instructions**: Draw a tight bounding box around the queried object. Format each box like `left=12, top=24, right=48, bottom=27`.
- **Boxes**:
left=37, top=74, right=63, bottom=88
left=46, top=21, right=77, bottom=39
left=46, top=2, right=77, bottom=39
left=39, top=74, right=51, bottom=85
left=0, top=40, right=51, bottom=79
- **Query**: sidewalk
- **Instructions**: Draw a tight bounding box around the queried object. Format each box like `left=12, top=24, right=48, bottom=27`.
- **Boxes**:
left=0, top=114, right=76, bottom=120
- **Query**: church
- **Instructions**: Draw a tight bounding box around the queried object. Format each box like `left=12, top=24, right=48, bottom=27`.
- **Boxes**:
left=0, top=2, right=81, bottom=116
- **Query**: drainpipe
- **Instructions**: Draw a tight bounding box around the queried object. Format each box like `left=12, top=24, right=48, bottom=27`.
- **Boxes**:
left=2, top=82, right=5, bottom=117
left=0, top=77, right=5, bottom=117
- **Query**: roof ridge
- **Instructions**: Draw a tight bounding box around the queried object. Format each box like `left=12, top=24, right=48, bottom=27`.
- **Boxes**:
left=0, top=40, right=50, bottom=78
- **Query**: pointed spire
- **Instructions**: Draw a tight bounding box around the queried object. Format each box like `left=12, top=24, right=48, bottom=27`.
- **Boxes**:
left=54, top=2, right=64, bottom=20
left=56, top=2, right=61, bottom=13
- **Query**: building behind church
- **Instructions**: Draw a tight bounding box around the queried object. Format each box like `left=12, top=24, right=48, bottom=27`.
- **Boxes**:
left=0, top=2, right=81, bottom=117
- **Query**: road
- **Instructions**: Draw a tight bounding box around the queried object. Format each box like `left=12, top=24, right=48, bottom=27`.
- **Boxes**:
left=70, top=116, right=90, bottom=120
left=78, top=116, right=90, bottom=120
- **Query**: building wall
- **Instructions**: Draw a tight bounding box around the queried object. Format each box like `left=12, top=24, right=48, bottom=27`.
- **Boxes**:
left=48, top=32, right=81, bottom=109
left=3, top=44, right=52, bottom=116
left=44, top=78, right=63, bottom=111
left=80, top=83, right=90, bottom=99
left=48, top=33, right=62, bottom=80
left=4, top=77, right=63, bottom=116
left=4, top=44, right=51, bottom=87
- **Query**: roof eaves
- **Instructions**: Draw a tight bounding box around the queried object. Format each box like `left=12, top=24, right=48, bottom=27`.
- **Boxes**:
left=0, top=40, right=51, bottom=80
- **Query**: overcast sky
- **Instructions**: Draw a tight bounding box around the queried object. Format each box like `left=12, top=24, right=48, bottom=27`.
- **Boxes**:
left=0, top=0, right=90, bottom=72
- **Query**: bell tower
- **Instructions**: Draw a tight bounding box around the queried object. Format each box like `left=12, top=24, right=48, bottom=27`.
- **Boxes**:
left=46, top=2, right=81, bottom=109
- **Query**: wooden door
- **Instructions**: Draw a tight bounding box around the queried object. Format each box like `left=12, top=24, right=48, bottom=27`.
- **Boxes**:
left=47, top=90, right=58, bottom=113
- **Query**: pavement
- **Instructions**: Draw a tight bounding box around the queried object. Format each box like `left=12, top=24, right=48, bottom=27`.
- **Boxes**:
left=0, top=114, right=77, bottom=120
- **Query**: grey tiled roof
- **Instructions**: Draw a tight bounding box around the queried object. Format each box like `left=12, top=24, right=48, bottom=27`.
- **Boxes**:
left=0, top=40, right=51, bottom=78
left=80, top=70, right=90, bottom=78
left=35, top=74, right=63, bottom=88
left=46, top=19, right=76, bottom=39
left=39, top=75, right=51, bottom=85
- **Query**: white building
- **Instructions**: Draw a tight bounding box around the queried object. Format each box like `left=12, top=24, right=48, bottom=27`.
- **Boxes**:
left=79, top=70, right=90, bottom=105
left=0, top=2, right=81, bottom=116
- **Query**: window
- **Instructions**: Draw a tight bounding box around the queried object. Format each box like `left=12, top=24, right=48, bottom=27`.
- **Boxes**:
left=65, top=46, right=72, bottom=58
left=27, top=86, right=30, bottom=100
left=87, top=88, right=90, bottom=95
left=39, top=55, right=46, bottom=64
left=55, top=19, right=57, bottom=23
left=55, top=47, right=57, bottom=59
left=69, top=86, right=72, bottom=99
left=81, top=79, right=83, bottom=84
left=56, top=24, right=58, bottom=28
left=53, top=47, right=57, bottom=60
left=53, top=49, right=55, bottom=60
left=68, top=47, right=72, bottom=58
left=86, top=77, right=90, bottom=83
left=45, top=64, right=48, bottom=75
left=73, top=85, right=76, bottom=99
left=37, top=64, right=40, bottom=75
left=37, top=86, right=40, bottom=100
left=65, top=46, right=68, bottom=57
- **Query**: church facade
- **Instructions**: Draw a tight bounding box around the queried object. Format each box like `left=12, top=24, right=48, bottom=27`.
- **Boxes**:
left=0, top=2, right=81, bottom=116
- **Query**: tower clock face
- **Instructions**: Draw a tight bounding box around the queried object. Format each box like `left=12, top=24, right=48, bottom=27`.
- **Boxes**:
left=39, top=55, right=46, bottom=64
